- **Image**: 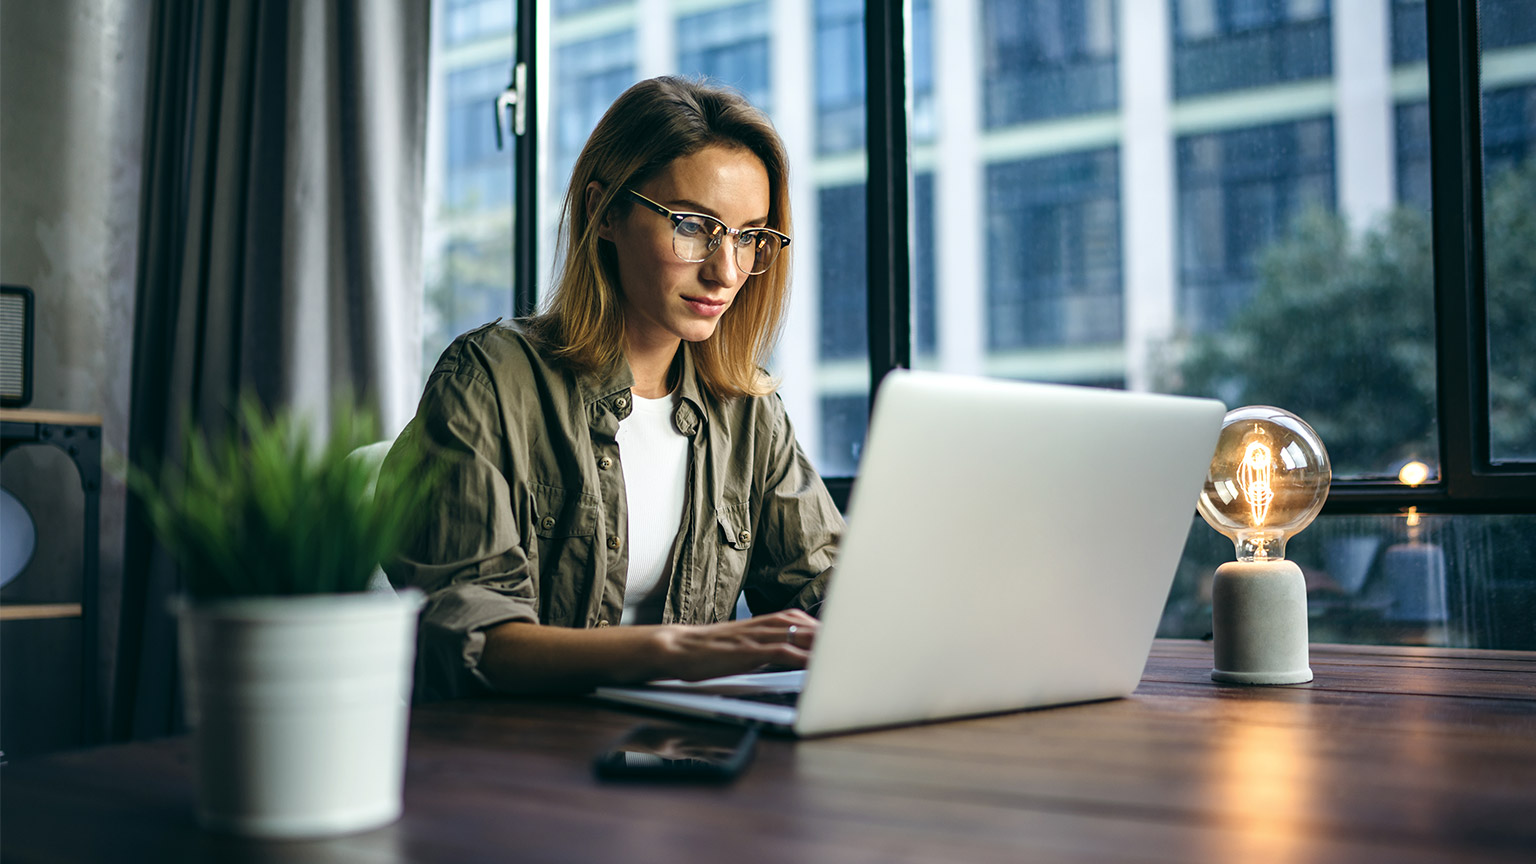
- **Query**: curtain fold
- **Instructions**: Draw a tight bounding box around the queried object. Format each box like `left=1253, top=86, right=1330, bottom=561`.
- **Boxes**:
left=116, top=0, right=429, bottom=740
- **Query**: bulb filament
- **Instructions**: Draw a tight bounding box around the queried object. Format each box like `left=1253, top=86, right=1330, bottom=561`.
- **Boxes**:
left=1238, top=441, right=1274, bottom=527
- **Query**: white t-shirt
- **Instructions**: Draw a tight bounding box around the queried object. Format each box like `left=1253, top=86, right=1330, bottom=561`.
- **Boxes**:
left=614, top=390, right=690, bottom=625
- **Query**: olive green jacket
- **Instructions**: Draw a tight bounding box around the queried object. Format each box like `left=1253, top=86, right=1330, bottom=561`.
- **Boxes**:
left=383, top=321, right=843, bottom=701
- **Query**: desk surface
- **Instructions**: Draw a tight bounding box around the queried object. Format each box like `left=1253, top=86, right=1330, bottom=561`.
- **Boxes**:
left=4, top=640, right=1534, bottom=863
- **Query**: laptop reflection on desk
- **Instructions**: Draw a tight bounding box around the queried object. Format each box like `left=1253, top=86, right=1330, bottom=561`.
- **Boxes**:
left=594, top=370, right=1224, bottom=737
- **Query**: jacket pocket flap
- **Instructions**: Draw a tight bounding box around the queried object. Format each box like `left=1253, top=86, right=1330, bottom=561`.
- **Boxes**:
left=715, top=500, right=753, bottom=551
left=532, top=483, right=597, bottom=538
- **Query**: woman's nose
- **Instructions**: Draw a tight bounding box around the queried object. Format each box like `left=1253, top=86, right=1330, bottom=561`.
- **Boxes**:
left=701, top=239, right=745, bottom=287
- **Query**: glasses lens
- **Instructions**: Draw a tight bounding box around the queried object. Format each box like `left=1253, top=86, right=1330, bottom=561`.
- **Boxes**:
left=739, top=232, right=784, bottom=275
left=672, top=216, right=722, bottom=263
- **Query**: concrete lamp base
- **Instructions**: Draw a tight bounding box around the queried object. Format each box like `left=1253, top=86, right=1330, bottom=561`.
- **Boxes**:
left=1210, top=559, right=1314, bottom=685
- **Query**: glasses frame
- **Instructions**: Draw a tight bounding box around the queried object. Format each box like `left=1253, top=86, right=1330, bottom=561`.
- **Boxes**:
left=622, top=188, right=792, bottom=276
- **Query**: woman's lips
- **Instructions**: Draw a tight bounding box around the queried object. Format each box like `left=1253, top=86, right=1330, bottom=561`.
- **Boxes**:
left=683, top=296, right=728, bottom=317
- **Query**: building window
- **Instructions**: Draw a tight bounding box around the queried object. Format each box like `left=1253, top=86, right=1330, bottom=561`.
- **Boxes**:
left=913, top=172, right=936, bottom=358
left=554, top=31, right=636, bottom=188
left=815, top=0, right=865, bottom=154
left=1390, top=0, right=1426, bottom=65
left=677, top=2, right=773, bottom=112
left=1171, top=0, right=1331, bottom=99
left=982, top=0, right=1118, bottom=127
left=818, top=183, right=867, bottom=361
left=1177, top=118, right=1335, bottom=332
left=985, top=148, right=1122, bottom=350
left=910, top=0, right=936, bottom=143
left=553, top=0, right=625, bottom=15
left=1483, top=84, right=1536, bottom=177
left=819, top=394, right=869, bottom=478
left=1395, top=0, right=1536, bottom=65
left=1395, top=100, right=1432, bottom=213
left=445, top=62, right=513, bottom=211
left=443, top=0, right=514, bottom=47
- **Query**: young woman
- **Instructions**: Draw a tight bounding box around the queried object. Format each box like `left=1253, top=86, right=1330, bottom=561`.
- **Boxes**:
left=384, top=77, right=843, bottom=700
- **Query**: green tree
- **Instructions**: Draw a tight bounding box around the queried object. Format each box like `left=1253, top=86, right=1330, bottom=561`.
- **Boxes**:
left=1170, top=160, right=1536, bottom=477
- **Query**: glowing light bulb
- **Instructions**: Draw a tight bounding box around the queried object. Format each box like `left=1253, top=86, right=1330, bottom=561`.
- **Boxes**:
left=1198, top=406, right=1331, bottom=686
left=1197, top=406, right=1331, bottom=562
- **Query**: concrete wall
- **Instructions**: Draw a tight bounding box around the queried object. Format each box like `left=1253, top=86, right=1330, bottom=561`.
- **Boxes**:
left=1, top=0, right=150, bottom=752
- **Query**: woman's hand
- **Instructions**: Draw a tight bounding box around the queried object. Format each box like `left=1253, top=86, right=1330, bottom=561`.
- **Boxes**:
left=480, top=609, right=819, bottom=694
left=656, top=609, right=819, bottom=681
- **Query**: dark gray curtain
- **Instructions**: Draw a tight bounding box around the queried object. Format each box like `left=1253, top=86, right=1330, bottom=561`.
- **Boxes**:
left=117, top=0, right=429, bottom=739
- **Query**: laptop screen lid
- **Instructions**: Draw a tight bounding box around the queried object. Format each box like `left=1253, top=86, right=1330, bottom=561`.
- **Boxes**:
left=791, top=371, right=1224, bottom=737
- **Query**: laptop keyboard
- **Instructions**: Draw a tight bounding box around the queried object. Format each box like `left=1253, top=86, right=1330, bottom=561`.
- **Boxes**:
left=732, top=690, right=801, bottom=707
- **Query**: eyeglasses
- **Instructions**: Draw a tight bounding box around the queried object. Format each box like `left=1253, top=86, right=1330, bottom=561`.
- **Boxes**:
left=623, top=188, right=791, bottom=276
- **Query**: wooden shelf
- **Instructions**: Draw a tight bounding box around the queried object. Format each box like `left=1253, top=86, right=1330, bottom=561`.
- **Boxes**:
left=0, top=603, right=83, bottom=621
left=0, top=409, right=103, bottom=427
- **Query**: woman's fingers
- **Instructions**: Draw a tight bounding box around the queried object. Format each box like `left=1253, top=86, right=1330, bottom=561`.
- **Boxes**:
left=665, top=609, right=820, bottom=680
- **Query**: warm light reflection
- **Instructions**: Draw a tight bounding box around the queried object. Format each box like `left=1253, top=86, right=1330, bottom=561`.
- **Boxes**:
left=1203, top=710, right=1320, bottom=860
left=1399, top=461, right=1430, bottom=487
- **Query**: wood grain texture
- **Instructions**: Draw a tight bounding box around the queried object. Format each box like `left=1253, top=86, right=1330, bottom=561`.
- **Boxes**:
left=3, top=640, right=1533, bottom=863
left=0, top=409, right=103, bottom=427
left=0, top=603, right=83, bottom=621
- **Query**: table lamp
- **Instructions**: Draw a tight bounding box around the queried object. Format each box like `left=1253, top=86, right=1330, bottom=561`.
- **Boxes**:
left=1196, top=406, right=1331, bottom=684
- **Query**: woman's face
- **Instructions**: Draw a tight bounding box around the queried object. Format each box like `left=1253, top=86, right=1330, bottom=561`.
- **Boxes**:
left=595, top=144, right=771, bottom=354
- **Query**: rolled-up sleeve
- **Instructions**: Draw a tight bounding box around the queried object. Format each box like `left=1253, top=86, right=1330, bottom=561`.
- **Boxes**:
left=742, top=397, right=843, bottom=616
left=383, top=361, right=538, bottom=701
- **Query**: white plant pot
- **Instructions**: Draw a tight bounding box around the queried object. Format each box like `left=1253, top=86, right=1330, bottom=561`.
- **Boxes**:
left=174, top=588, right=424, bottom=838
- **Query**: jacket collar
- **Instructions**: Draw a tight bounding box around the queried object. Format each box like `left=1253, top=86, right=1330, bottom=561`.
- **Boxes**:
left=578, top=342, right=706, bottom=437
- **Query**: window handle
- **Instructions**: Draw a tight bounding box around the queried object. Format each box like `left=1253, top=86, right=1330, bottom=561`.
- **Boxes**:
left=493, top=62, right=528, bottom=151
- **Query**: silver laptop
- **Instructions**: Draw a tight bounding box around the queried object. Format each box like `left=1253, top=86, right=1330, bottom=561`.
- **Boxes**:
left=595, top=370, right=1225, bottom=737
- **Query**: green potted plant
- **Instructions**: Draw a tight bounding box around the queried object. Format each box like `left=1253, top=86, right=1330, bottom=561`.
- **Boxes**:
left=131, top=400, right=427, bottom=838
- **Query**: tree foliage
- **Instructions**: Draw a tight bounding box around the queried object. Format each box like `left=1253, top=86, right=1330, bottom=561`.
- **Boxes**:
left=1171, top=160, right=1536, bottom=477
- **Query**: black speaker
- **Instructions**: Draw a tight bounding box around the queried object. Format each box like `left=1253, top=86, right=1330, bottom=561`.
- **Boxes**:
left=1, top=285, right=33, bottom=408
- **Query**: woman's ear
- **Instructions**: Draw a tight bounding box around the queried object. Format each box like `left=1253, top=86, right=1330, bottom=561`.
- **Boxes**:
left=586, top=181, right=614, bottom=240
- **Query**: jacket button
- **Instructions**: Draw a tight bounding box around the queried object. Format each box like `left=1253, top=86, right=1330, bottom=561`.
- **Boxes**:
left=597, top=620, right=610, bottom=628
left=540, top=516, right=556, bottom=531
left=615, top=396, right=629, bottom=410
left=607, top=536, right=621, bottom=550
left=598, top=456, right=613, bottom=470
left=738, top=530, right=751, bottom=544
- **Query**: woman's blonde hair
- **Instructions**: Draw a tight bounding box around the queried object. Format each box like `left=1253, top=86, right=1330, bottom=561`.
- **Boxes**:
left=528, top=76, right=792, bottom=400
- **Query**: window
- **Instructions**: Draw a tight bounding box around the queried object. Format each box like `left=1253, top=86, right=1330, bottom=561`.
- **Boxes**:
left=677, top=2, right=773, bottom=112
left=1395, top=101, right=1432, bottom=213
left=444, top=62, right=513, bottom=211
left=1480, top=74, right=1536, bottom=464
left=818, top=184, right=867, bottom=362
left=422, top=0, right=1536, bottom=650
left=816, top=0, right=866, bottom=154
left=553, top=31, right=636, bottom=189
left=443, top=0, right=514, bottom=46
left=1177, top=119, right=1335, bottom=333
left=553, top=0, right=625, bottom=14
left=913, top=172, right=936, bottom=358
left=981, top=0, right=1117, bottom=127
left=819, top=394, right=869, bottom=480
left=986, top=149, right=1122, bottom=350
left=1172, top=0, right=1331, bottom=98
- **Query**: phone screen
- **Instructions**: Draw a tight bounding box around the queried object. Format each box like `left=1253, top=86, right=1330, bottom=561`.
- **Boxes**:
left=593, top=723, right=759, bottom=781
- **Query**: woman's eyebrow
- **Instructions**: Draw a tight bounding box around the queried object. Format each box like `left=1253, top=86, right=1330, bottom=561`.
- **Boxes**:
left=670, top=198, right=770, bottom=226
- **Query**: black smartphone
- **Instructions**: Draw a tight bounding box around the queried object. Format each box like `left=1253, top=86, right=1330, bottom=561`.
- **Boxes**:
left=592, top=723, right=759, bottom=782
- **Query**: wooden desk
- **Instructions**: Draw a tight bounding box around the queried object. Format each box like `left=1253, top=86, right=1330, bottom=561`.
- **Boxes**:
left=3, top=640, right=1534, bottom=862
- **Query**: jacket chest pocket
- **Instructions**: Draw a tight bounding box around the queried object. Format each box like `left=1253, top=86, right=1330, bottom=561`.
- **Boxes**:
left=711, top=500, right=753, bottom=620
left=530, top=483, right=598, bottom=623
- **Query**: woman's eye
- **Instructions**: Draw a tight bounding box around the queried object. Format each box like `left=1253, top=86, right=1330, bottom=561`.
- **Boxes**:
left=677, top=219, right=708, bottom=237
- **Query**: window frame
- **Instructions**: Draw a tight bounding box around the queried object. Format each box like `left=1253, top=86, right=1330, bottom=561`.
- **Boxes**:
left=506, top=0, right=1536, bottom=515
